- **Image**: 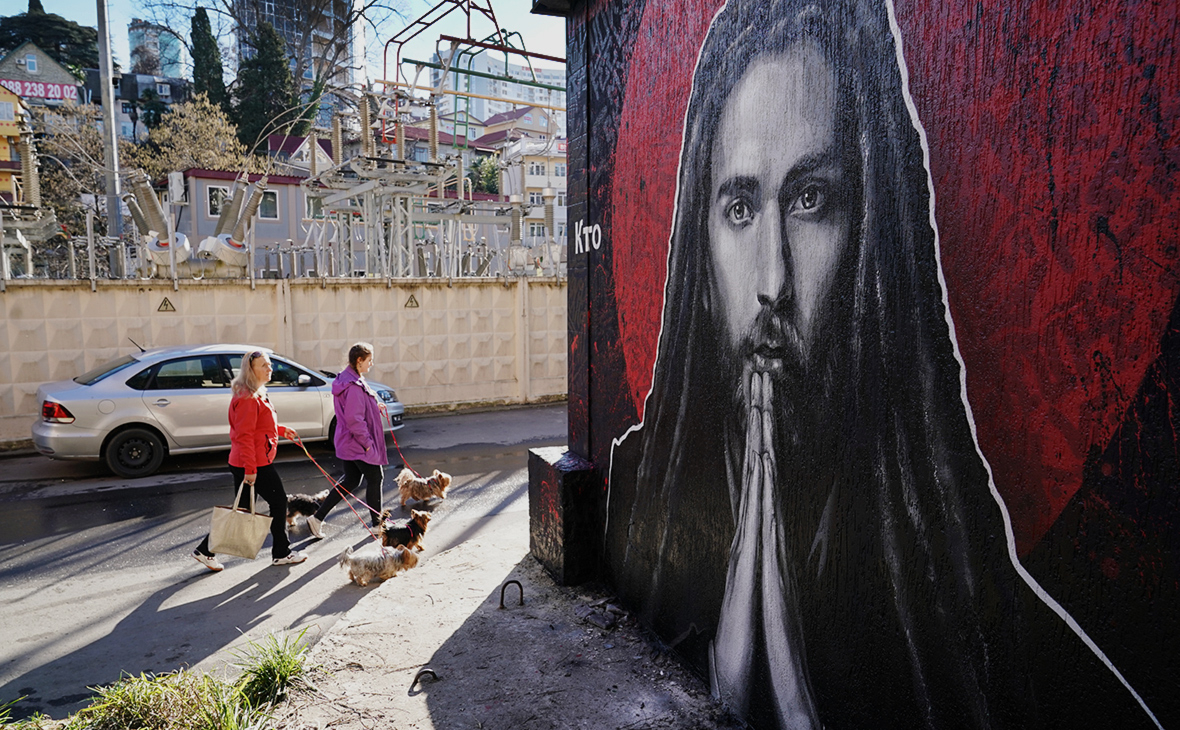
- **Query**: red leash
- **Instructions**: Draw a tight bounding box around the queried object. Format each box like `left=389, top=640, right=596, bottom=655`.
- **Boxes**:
left=379, top=402, right=421, bottom=479
left=287, top=433, right=383, bottom=544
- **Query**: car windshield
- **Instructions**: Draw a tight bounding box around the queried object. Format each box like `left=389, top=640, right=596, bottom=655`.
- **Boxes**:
left=73, top=355, right=139, bottom=385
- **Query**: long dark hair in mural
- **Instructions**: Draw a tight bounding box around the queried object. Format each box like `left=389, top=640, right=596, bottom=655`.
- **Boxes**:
left=605, top=0, right=1163, bottom=726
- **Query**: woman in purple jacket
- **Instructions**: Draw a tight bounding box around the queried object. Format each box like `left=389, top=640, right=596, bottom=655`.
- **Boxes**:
left=308, top=342, right=389, bottom=536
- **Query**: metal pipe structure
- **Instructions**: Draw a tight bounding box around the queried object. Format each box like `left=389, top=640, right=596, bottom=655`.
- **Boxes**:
left=129, top=172, right=168, bottom=238
left=403, top=58, right=566, bottom=93
left=437, top=34, right=565, bottom=64
left=232, top=177, right=268, bottom=243
left=428, top=105, right=439, bottom=162
left=332, top=115, right=343, bottom=166
left=375, top=80, right=566, bottom=113
left=123, top=195, right=151, bottom=238
left=18, top=131, right=38, bottom=208
left=95, top=0, right=122, bottom=237
left=213, top=176, right=246, bottom=237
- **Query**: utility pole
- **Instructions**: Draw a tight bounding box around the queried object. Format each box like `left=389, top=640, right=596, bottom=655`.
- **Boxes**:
left=96, top=0, right=123, bottom=237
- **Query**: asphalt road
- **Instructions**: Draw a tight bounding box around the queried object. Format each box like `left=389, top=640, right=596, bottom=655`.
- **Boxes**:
left=0, top=404, right=567, bottom=720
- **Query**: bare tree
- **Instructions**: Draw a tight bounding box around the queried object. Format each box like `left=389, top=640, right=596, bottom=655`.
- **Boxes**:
left=141, top=0, right=405, bottom=119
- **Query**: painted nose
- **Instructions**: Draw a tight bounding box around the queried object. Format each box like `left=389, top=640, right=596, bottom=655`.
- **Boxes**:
left=757, top=208, right=793, bottom=312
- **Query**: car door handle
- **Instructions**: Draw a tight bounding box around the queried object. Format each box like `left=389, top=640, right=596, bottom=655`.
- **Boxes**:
left=153, top=399, right=171, bottom=407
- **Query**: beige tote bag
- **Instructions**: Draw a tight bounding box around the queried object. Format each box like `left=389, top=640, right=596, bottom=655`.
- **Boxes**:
left=208, top=481, right=272, bottom=559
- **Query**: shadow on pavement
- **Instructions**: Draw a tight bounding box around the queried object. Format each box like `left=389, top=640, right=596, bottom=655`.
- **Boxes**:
left=1, top=530, right=371, bottom=721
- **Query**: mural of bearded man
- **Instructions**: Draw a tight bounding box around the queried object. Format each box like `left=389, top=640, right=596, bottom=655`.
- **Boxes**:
left=605, top=0, right=1163, bottom=727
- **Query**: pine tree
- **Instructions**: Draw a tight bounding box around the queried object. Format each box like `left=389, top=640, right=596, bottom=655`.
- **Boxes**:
left=0, top=0, right=99, bottom=77
left=232, top=21, right=305, bottom=153
left=190, top=8, right=228, bottom=113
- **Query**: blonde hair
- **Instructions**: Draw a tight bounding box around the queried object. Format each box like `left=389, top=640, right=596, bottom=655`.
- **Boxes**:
left=232, top=350, right=270, bottom=396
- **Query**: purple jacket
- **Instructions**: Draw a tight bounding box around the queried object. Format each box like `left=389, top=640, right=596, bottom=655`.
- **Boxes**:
left=332, top=367, right=389, bottom=465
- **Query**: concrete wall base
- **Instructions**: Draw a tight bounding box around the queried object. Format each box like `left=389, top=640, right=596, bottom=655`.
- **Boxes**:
left=528, top=446, right=598, bottom=586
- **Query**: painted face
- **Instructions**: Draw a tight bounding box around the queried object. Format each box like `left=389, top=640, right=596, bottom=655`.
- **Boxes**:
left=707, top=45, right=853, bottom=364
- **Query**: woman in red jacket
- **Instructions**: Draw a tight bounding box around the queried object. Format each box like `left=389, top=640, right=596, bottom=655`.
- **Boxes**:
left=193, top=350, right=308, bottom=570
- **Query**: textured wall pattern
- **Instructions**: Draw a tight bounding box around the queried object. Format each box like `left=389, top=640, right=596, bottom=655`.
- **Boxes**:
left=0, top=278, right=566, bottom=440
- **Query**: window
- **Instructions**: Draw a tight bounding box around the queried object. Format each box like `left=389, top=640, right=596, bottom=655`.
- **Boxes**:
left=121, top=102, right=133, bottom=115
left=528, top=191, right=543, bottom=206
left=148, top=357, right=228, bottom=390
left=25, top=55, right=37, bottom=73
left=0, top=102, right=13, bottom=122
left=121, top=123, right=134, bottom=138
left=207, top=186, right=229, bottom=218
left=156, top=83, right=170, bottom=96
left=74, top=355, right=138, bottom=385
left=528, top=161, right=545, bottom=176
left=259, top=190, right=279, bottom=220
left=305, top=196, right=324, bottom=219
left=553, top=163, right=566, bottom=177
left=528, top=222, right=545, bottom=237
left=227, top=355, right=322, bottom=388
left=556, top=192, right=566, bottom=207
left=266, top=358, right=315, bottom=387
left=125, top=367, right=153, bottom=390
left=557, top=223, right=567, bottom=239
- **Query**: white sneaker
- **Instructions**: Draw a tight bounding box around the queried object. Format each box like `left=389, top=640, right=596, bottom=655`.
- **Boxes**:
left=273, top=550, right=308, bottom=566
left=193, top=551, right=224, bottom=572
left=307, top=516, right=325, bottom=539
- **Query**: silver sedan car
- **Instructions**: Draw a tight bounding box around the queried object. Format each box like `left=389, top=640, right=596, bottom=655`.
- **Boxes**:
left=32, top=344, right=406, bottom=478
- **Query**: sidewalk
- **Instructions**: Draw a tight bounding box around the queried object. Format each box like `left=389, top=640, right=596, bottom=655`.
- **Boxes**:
left=275, top=507, right=745, bottom=730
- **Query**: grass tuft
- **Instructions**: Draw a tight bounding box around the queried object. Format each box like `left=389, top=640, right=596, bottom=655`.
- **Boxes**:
left=232, top=629, right=312, bottom=709
left=1, top=630, right=312, bottom=730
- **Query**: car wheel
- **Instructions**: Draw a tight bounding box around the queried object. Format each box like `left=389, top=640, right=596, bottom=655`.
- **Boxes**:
left=105, top=427, right=166, bottom=478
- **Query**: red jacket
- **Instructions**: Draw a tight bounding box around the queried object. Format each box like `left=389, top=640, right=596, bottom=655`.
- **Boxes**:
left=228, top=391, right=279, bottom=475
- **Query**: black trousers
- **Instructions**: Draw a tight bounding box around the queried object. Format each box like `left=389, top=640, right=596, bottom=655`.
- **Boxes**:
left=314, top=459, right=384, bottom=526
left=196, top=464, right=291, bottom=559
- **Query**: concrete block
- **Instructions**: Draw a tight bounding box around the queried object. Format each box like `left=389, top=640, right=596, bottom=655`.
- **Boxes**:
left=528, top=446, right=597, bottom=585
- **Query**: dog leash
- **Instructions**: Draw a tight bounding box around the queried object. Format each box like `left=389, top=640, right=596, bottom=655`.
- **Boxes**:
left=379, top=401, right=421, bottom=479
left=287, top=433, right=384, bottom=544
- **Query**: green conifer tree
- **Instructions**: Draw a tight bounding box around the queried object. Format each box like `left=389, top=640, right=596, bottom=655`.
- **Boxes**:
left=190, top=8, right=228, bottom=113
left=232, top=21, right=305, bottom=153
left=0, top=0, right=99, bottom=77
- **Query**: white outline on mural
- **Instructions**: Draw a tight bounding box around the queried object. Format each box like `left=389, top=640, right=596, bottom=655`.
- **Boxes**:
left=603, top=0, right=1162, bottom=725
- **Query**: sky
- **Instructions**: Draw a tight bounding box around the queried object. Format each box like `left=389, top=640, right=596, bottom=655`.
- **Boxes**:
left=0, top=0, right=567, bottom=79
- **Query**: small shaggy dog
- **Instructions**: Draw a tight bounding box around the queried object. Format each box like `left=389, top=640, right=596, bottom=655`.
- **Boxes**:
left=286, top=489, right=329, bottom=527
left=338, top=543, right=419, bottom=587
left=397, top=468, right=451, bottom=507
left=378, top=509, right=432, bottom=552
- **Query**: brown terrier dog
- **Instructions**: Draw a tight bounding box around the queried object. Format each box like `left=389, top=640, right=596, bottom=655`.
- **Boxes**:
left=378, top=508, right=431, bottom=552
left=338, top=544, right=418, bottom=587
left=397, top=468, right=451, bottom=507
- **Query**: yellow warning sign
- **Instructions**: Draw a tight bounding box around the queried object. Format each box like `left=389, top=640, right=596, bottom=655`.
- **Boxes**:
left=405, top=295, right=419, bottom=308
left=158, top=297, right=176, bottom=312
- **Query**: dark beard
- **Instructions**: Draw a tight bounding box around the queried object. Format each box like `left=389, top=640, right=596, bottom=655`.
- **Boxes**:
left=733, top=301, right=810, bottom=457
left=728, top=299, right=836, bottom=570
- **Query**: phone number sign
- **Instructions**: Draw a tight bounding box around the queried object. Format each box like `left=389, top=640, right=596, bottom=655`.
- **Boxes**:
left=0, top=78, right=79, bottom=102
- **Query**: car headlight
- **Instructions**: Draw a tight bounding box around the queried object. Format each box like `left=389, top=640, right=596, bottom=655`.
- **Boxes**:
left=379, top=389, right=396, bottom=403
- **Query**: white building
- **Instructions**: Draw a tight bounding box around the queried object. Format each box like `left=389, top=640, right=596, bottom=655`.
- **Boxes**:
left=499, top=135, right=568, bottom=253
left=429, top=50, right=565, bottom=136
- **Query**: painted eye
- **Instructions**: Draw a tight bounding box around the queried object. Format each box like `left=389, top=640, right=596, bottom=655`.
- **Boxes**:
left=725, top=198, right=755, bottom=226
left=794, top=183, right=826, bottom=213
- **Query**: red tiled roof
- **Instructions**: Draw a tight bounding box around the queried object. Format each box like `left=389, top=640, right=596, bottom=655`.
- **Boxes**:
left=267, top=134, right=332, bottom=158
left=481, top=106, right=543, bottom=127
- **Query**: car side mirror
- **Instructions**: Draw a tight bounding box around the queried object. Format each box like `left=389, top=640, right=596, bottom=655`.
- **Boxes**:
left=297, top=374, right=311, bottom=386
